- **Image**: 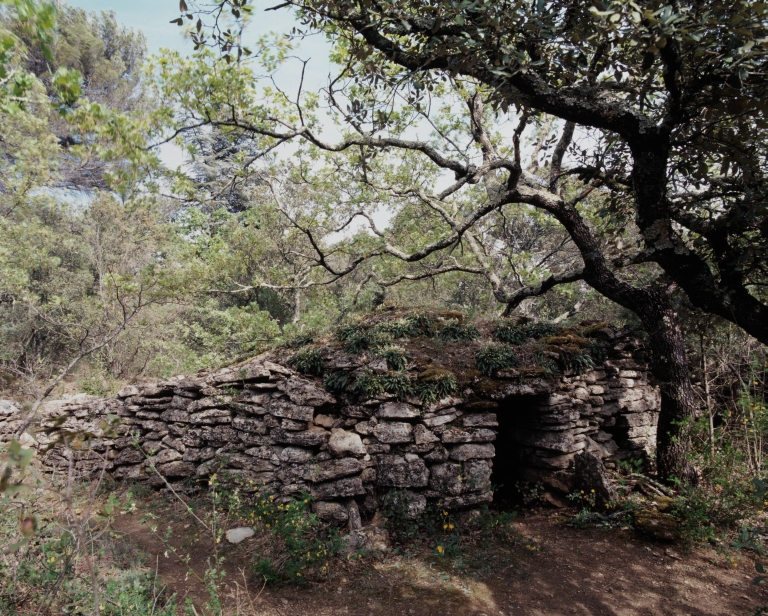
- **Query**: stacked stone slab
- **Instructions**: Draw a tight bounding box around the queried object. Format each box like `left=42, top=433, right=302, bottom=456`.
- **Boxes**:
left=498, top=336, right=661, bottom=498
left=0, top=331, right=659, bottom=512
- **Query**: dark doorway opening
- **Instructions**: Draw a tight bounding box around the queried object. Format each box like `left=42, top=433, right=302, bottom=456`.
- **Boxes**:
left=491, top=394, right=548, bottom=508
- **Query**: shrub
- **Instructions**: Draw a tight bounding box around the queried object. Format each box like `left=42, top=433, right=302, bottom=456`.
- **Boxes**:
left=492, top=320, right=530, bottom=345
left=438, top=320, right=480, bottom=342
left=476, top=343, right=520, bottom=376
left=288, top=347, right=325, bottom=376
left=229, top=490, right=341, bottom=584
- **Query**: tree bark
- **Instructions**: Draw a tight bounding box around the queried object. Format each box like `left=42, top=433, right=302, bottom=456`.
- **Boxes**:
left=633, top=290, right=699, bottom=482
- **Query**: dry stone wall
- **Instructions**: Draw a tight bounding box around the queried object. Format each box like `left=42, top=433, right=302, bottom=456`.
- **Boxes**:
left=0, top=331, right=660, bottom=514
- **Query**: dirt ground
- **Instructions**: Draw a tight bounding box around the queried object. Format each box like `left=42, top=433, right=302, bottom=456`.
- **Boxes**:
left=110, top=495, right=768, bottom=616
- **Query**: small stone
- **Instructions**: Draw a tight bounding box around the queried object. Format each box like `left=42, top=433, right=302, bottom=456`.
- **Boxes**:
left=312, top=501, right=349, bottom=523
left=328, top=428, right=367, bottom=457
left=314, top=414, right=336, bottom=428
left=225, top=527, right=255, bottom=544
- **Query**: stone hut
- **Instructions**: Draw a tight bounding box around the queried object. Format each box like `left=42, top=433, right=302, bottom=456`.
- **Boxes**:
left=0, top=314, right=660, bottom=517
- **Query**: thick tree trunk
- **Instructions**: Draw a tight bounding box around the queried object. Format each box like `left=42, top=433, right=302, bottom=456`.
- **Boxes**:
left=633, top=290, right=699, bottom=483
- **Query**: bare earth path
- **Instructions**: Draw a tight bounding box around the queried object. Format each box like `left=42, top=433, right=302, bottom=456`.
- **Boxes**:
left=113, top=507, right=768, bottom=616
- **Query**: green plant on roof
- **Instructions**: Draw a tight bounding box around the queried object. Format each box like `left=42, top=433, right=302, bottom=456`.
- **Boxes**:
left=567, top=349, right=596, bottom=374
left=288, top=347, right=325, bottom=376
left=284, top=330, right=316, bottom=349
left=525, top=322, right=563, bottom=339
left=381, top=372, right=415, bottom=399
left=438, top=320, right=480, bottom=342
left=416, top=368, right=458, bottom=403
left=531, top=352, right=560, bottom=378
left=379, top=346, right=407, bottom=371
left=337, top=324, right=391, bottom=354
left=348, top=369, right=385, bottom=399
left=492, top=320, right=530, bottom=345
left=408, top=313, right=438, bottom=336
left=586, top=339, right=608, bottom=363
left=476, top=343, right=520, bottom=376
left=376, top=318, right=421, bottom=339
left=323, top=370, right=351, bottom=392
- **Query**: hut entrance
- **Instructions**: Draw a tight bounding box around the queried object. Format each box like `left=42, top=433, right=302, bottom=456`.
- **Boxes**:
left=491, top=394, right=549, bottom=508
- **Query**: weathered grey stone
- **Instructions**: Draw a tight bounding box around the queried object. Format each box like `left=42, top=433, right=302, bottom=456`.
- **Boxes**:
left=375, top=454, right=429, bottom=487
left=373, top=421, right=413, bottom=444
left=429, top=462, right=463, bottom=495
left=278, top=377, right=336, bottom=407
left=149, top=448, right=182, bottom=465
left=449, top=443, right=495, bottom=461
left=438, top=491, right=493, bottom=509
left=354, top=420, right=376, bottom=436
left=305, top=458, right=362, bottom=483
left=574, top=451, right=618, bottom=509
left=464, top=460, right=492, bottom=493
left=461, top=413, right=498, bottom=428
left=383, top=490, right=427, bottom=518
left=340, top=526, right=389, bottom=554
left=188, top=396, right=232, bottom=412
left=441, top=428, right=496, bottom=444
left=190, top=408, right=232, bottom=424
left=160, top=409, right=190, bottom=423
left=272, top=427, right=329, bottom=447
left=328, top=428, right=366, bottom=457
left=310, top=476, right=366, bottom=499
left=422, top=411, right=460, bottom=429
left=312, top=500, right=349, bottom=522
left=281, top=418, right=308, bottom=431
left=183, top=447, right=216, bottom=462
left=117, top=386, right=139, bottom=398
left=232, top=415, right=267, bottom=433
left=267, top=400, right=314, bottom=422
left=279, top=446, right=312, bottom=463
left=114, top=448, right=143, bottom=465
left=226, top=454, right=276, bottom=472
left=199, top=426, right=237, bottom=446
left=424, top=445, right=449, bottom=462
left=376, top=402, right=420, bottom=419
left=156, top=461, right=196, bottom=478
left=413, top=424, right=440, bottom=445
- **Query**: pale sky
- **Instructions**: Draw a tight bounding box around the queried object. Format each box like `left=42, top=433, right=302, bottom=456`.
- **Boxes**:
left=69, top=1, right=333, bottom=92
